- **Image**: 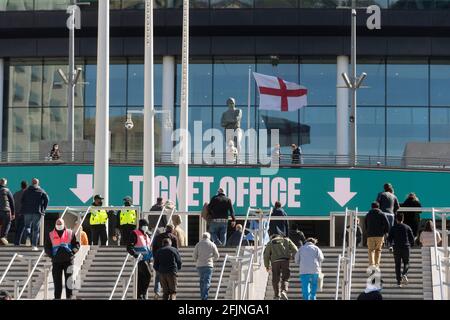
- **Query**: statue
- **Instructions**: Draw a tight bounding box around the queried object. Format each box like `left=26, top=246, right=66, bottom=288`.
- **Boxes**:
left=221, top=97, right=243, bottom=158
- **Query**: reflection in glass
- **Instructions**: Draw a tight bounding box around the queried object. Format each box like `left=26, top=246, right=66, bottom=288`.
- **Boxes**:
left=430, top=61, right=450, bottom=106
left=387, top=107, right=429, bottom=156
left=9, top=63, right=42, bottom=107
left=299, top=106, right=336, bottom=156
left=255, top=0, right=298, bottom=8
left=176, top=60, right=213, bottom=106
left=387, top=60, right=428, bottom=106
left=7, top=107, right=42, bottom=153
left=210, top=0, right=253, bottom=8
left=34, top=0, right=71, bottom=10
left=357, top=107, right=385, bottom=156
left=301, top=61, right=336, bottom=106
left=358, top=59, right=385, bottom=106
left=430, top=108, right=450, bottom=142
left=0, top=0, right=33, bottom=10
left=213, top=58, right=255, bottom=106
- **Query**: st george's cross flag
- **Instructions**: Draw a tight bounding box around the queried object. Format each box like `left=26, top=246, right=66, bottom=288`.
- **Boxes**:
left=253, top=72, right=308, bottom=112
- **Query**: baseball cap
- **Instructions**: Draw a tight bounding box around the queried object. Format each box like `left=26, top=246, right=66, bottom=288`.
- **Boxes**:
left=94, top=194, right=104, bottom=200
left=123, top=196, right=132, bottom=202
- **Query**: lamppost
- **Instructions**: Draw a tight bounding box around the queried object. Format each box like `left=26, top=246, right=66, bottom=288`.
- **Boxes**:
left=341, top=0, right=368, bottom=167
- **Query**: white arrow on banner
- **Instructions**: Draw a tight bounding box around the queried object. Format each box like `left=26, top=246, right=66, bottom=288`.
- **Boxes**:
left=328, top=177, right=357, bottom=207
left=70, top=174, right=94, bottom=203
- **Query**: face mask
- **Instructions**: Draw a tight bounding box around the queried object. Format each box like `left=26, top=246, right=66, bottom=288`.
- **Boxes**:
left=56, top=224, right=64, bottom=231
left=141, top=226, right=148, bottom=233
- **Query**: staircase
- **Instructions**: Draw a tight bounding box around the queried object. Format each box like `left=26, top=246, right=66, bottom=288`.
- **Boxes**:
left=74, top=246, right=236, bottom=300
left=0, top=246, right=51, bottom=299
left=265, top=247, right=428, bottom=300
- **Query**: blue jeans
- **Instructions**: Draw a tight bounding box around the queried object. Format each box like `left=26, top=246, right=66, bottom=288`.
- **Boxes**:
left=197, top=266, right=213, bottom=300
left=14, top=215, right=31, bottom=245
left=300, top=274, right=319, bottom=300
left=18, top=214, right=41, bottom=247
left=209, top=221, right=228, bottom=246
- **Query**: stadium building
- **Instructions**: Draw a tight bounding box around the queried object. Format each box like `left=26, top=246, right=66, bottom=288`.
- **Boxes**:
left=0, top=0, right=450, bottom=301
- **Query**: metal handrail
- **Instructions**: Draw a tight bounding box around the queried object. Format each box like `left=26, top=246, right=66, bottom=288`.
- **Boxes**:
left=348, top=208, right=358, bottom=298
left=259, top=208, right=273, bottom=265
left=0, top=253, right=18, bottom=286
left=241, top=253, right=255, bottom=300
left=215, top=254, right=229, bottom=300
left=121, top=254, right=142, bottom=300
left=109, top=254, right=131, bottom=300
left=16, top=250, right=45, bottom=300
left=432, top=208, right=445, bottom=299
left=236, top=208, right=252, bottom=258
left=335, top=254, right=342, bottom=300
left=73, top=206, right=92, bottom=236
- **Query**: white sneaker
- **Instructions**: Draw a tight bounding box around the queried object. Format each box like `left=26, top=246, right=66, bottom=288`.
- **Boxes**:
left=0, top=237, right=8, bottom=245
left=280, top=291, right=289, bottom=300
left=401, top=275, right=409, bottom=286
left=32, top=246, right=39, bottom=251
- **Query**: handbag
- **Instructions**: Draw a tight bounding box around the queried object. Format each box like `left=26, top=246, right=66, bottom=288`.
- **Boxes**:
left=318, top=271, right=324, bottom=292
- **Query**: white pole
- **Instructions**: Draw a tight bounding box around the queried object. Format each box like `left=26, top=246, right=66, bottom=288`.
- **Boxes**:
left=336, top=56, right=349, bottom=164
left=247, top=66, right=251, bottom=132
left=93, top=0, right=110, bottom=205
left=162, top=56, right=175, bottom=163
left=349, top=2, right=357, bottom=166
left=178, top=0, right=189, bottom=235
left=142, top=0, right=155, bottom=212
left=68, top=6, right=75, bottom=162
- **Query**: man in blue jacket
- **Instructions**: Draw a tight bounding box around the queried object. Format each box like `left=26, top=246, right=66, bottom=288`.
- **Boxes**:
left=153, top=238, right=182, bottom=300
left=17, top=178, right=48, bottom=250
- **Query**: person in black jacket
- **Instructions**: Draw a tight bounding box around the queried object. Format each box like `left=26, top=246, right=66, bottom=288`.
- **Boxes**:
left=207, top=188, right=236, bottom=246
left=289, top=223, right=306, bottom=247
left=0, top=178, right=15, bottom=246
left=346, top=218, right=363, bottom=247
left=400, top=193, right=421, bottom=237
left=226, top=224, right=249, bottom=247
left=127, top=219, right=152, bottom=299
left=19, top=178, right=49, bottom=250
left=387, top=212, right=415, bottom=287
left=291, top=144, right=302, bottom=165
left=148, top=197, right=167, bottom=230
left=365, top=202, right=390, bottom=267
left=153, top=238, right=182, bottom=300
left=45, top=218, right=80, bottom=299
left=269, top=201, right=289, bottom=237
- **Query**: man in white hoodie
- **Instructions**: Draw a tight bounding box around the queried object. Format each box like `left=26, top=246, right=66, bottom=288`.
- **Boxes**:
left=193, top=232, right=220, bottom=300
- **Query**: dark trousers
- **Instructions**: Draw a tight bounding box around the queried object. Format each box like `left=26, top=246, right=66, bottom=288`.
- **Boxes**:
left=18, top=214, right=41, bottom=247
left=14, top=215, right=31, bottom=245
left=119, top=224, right=135, bottom=246
left=0, top=210, right=11, bottom=238
left=90, top=225, right=107, bottom=245
left=394, top=247, right=410, bottom=284
left=137, top=261, right=152, bottom=299
left=272, top=260, right=290, bottom=297
left=52, top=261, right=73, bottom=299
left=159, top=272, right=178, bottom=300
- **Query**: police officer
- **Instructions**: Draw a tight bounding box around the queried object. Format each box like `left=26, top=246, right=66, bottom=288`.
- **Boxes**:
left=44, top=218, right=80, bottom=299
left=127, top=219, right=152, bottom=299
left=115, top=196, right=137, bottom=246
left=88, top=195, right=109, bottom=245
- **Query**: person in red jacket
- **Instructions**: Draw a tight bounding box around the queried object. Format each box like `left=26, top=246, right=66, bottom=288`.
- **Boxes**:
left=45, top=218, right=80, bottom=299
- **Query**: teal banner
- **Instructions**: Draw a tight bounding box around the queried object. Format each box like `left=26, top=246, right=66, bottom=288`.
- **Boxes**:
left=1, top=164, right=450, bottom=216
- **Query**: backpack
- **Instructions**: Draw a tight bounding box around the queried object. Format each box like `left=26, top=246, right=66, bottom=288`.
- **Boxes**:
left=201, top=202, right=212, bottom=222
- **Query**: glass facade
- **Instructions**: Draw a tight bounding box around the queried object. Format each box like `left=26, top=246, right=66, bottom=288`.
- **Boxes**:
left=1, top=0, right=450, bottom=10
left=4, top=57, right=450, bottom=161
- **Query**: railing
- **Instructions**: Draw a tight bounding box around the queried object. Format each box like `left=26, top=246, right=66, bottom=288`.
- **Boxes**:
left=1, top=0, right=449, bottom=11
left=3, top=152, right=450, bottom=171
left=0, top=253, right=18, bottom=287
left=215, top=254, right=230, bottom=300
left=241, top=253, right=255, bottom=300
left=431, top=208, right=444, bottom=299
left=121, top=254, right=142, bottom=300
left=236, top=207, right=253, bottom=258
left=109, top=254, right=132, bottom=300
left=335, top=208, right=349, bottom=300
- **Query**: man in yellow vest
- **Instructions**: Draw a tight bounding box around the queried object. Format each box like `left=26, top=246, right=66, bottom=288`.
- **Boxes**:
left=88, top=194, right=109, bottom=245
left=116, top=196, right=137, bottom=246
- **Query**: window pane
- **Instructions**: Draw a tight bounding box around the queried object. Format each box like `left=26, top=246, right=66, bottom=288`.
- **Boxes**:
left=9, top=63, right=43, bottom=107
left=430, top=61, right=450, bottom=106
left=0, top=0, right=33, bottom=10
left=300, top=106, right=336, bottom=156
left=358, top=106, right=385, bottom=156
left=387, top=107, right=429, bottom=156
left=213, top=58, right=255, bottom=106
left=42, top=107, right=67, bottom=142
left=43, top=64, right=67, bottom=107
left=128, top=63, right=144, bottom=107
left=256, top=57, right=299, bottom=84
left=176, top=60, right=212, bottom=106
left=84, top=64, right=96, bottom=107
left=211, top=0, right=253, bottom=8
left=359, top=59, right=386, bottom=106
left=35, top=0, right=71, bottom=10
left=110, top=107, right=127, bottom=160
left=255, top=0, right=298, bottom=8
left=387, top=60, right=428, bottom=106
left=301, top=60, right=336, bottom=106
left=7, top=107, right=42, bottom=153
left=431, top=107, right=450, bottom=142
